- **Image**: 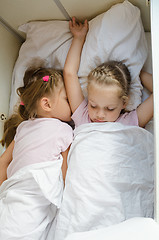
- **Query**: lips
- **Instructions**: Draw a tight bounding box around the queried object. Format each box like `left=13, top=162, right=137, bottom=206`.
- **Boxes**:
left=94, top=119, right=105, bottom=122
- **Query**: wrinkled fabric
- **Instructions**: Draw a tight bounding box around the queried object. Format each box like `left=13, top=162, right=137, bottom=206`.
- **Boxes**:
left=54, top=123, right=154, bottom=240
left=65, top=218, right=159, bottom=240
left=0, top=160, right=63, bottom=240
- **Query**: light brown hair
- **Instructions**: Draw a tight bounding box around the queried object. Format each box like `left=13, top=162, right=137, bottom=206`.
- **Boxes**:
left=0, top=67, right=63, bottom=147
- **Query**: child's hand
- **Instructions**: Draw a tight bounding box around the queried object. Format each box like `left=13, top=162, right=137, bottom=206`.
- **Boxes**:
left=69, top=17, right=88, bottom=40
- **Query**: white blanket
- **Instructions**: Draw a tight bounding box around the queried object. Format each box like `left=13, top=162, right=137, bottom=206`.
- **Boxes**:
left=65, top=217, right=159, bottom=240
left=0, top=160, right=64, bottom=240
left=54, top=123, right=154, bottom=240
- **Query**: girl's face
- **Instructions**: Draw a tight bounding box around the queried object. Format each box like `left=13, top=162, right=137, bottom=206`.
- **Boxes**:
left=87, top=83, right=127, bottom=123
left=50, top=86, right=72, bottom=122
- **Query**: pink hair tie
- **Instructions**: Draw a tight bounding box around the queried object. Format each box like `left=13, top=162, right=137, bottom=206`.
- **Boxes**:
left=43, top=75, right=49, bottom=82
left=20, top=101, right=24, bottom=106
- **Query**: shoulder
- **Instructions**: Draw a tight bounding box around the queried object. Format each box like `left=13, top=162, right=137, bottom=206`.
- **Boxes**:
left=116, top=110, right=138, bottom=126
left=55, top=121, right=73, bottom=152
left=17, top=118, right=73, bottom=151
left=73, top=99, right=88, bottom=114
left=41, top=118, right=73, bottom=136
left=15, top=120, right=29, bottom=136
left=72, top=99, right=91, bottom=127
left=16, top=118, right=72, bottom=137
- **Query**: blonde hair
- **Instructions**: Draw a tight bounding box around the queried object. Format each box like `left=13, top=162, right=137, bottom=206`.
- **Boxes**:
left=88, top=61, right=131, bottom=99
left=1, top=66, right=63, bottom=147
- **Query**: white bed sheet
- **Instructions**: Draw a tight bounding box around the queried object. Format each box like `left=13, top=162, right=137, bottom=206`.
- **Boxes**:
left=54, top=123, right=154, bottom=240
left=0, top=160, right=64, bottom=240
left=65, top=217, right=159, bottom=240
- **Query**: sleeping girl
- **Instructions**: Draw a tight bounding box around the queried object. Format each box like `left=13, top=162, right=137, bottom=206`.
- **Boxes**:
left=64, top=17, right=153, bottom=128
left=52, top=18, right=154, bottom=239
left=0, top=63, right=73, bottom=239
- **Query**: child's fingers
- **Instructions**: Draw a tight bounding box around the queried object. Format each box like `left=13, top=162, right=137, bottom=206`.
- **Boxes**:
left=69, top=20, right=73, bottom=28
left=84, top=19, right=89, bottom=30
left=84, top=19, right=88, bottom=26
left=72, top=16, right=77, bottom=26
left=69, top=17, right=88, bottom=34
left=72, top=16, right=82, bottom=27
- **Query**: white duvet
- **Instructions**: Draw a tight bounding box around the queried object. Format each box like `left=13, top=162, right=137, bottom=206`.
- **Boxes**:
left=0, top=160, right=64, bottom=240
left=54, top=123, right=154, bottom=240
left=0, top=123, right=154, bottom=240
left=65, top=218, right=159, bottom=240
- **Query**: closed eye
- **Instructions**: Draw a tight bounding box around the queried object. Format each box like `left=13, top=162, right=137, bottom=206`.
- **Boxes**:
left=104, top=107, right=116, bottom=111
left=90, top=105, right=96, bottom=109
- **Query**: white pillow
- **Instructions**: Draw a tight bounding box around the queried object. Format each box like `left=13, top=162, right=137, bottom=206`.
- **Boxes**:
left=142, top=32, right=153, bottom=133
left=10, top=0, right=147, bottom=113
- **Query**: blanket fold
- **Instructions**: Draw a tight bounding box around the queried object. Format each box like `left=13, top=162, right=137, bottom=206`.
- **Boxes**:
left=0, top=160, right=63, bottom=240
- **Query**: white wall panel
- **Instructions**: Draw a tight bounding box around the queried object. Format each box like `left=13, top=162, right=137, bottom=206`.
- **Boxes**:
left=151, top=0, right=159, bottom=223
left=0, top=0, right=65, bottom=38
left=0, top=25, right=21, bottom=154
left=0, top=0, right=150, bottom=39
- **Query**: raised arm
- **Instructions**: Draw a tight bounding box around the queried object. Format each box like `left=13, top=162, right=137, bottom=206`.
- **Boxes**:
left=63, top=17, right=88, bottom=113
left=137, top=71, right=153, bottom=127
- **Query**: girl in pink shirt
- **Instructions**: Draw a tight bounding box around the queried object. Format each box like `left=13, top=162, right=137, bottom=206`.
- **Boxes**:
left=0, top=62, right=73, bottom=183
left=0, top=61, right=73, bottom=239
left=64, top=17, right=153, bottom=128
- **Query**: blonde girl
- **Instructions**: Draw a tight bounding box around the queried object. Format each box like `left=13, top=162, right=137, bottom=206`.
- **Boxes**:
left=64, top=17, right=153, bottom=128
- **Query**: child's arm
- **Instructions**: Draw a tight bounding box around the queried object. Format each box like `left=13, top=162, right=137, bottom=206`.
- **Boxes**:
left=61, top=146, right=70, bottom=184
left=0, top=140, right=14, bottom=185
left=63, top=17, right=88, bottom=113
left=137, top=71, right=153, bottom=127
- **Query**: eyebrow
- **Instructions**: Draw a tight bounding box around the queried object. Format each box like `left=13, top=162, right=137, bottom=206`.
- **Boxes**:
left=89, top=98, right=120, bottom=107
left=88, top=99, right=96, bottom=104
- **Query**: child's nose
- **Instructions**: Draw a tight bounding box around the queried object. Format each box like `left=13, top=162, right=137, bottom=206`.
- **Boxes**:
left=96, top=109, right=105, bottom=119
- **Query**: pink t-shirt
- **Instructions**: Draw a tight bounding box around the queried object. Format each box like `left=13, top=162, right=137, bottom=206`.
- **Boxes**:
left=72, top=99, right=138, bottom=127
left=7, top=118, right=73, bottom=178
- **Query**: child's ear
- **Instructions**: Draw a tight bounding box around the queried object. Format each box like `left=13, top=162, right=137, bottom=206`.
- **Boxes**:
left=122, top=96, right=129, bottom=109
left=40, top=97, right=51, bottom=112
